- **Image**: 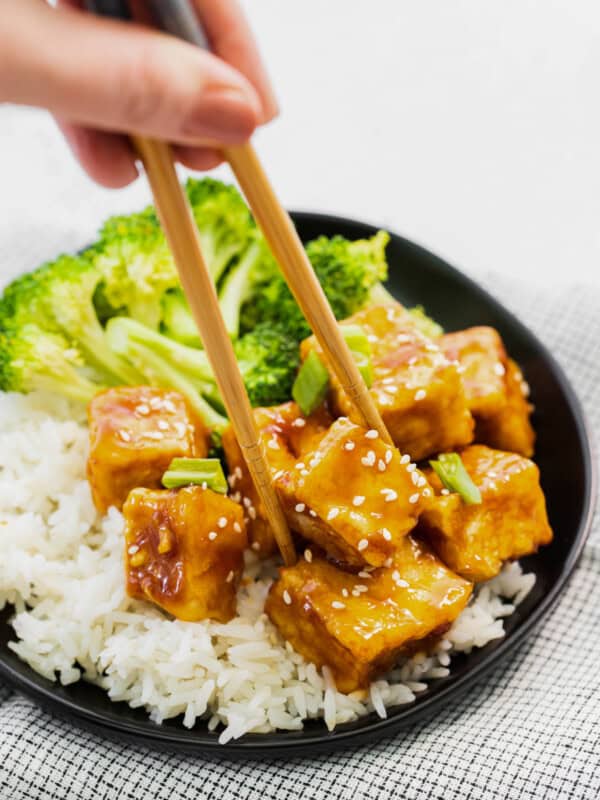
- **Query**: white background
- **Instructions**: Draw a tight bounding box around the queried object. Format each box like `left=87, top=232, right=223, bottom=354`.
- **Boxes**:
left=1, top=0, right=599, bottom=289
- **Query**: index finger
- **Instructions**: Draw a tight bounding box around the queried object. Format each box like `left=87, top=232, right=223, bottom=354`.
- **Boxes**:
left=192, top=0, right=278, bottom=123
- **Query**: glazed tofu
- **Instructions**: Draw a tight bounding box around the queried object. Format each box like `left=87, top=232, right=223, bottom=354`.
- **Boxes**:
left=222, top=402, right=333, bottom=556
left=418, top=445, right=552, bottom=582
left=265, top=536, right=472, bottom=692
left=301, top=304, right=474, bottom=461
left=88, top=387, right=208, bottom=514
left=475, top=359, right=535, bottom=457
left=280, top=417, right=431, bottom=568
left=441, top=327, right=535, bottom=456
left=123, top=486, right=247, bottom=622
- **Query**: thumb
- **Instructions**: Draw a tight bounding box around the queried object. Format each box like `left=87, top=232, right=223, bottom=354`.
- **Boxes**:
left=0, top=0, right=262, bottom=146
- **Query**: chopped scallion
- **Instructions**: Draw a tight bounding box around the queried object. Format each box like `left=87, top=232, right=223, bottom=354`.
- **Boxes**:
left=292, top=350, right=330, bottom=415
left=429, top=453, right=482, bottom=505
left=162, top=457, right=227, bottom=493
left=340, top=324, right=373, bottom=388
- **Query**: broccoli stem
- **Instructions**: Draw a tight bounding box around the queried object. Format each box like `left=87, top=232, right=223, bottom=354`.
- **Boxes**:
left=218, top=241, right=263, bottom=339
left=161, top=291, right=203, bottom=348
left=106, top=318, right=226, bottom=432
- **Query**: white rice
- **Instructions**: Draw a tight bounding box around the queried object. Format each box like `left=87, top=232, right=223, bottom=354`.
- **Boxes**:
left=0, top=391, right=535, bottom=744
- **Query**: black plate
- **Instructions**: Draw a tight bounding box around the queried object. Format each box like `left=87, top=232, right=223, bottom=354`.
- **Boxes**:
left=0, top=212, right=595, bottom=758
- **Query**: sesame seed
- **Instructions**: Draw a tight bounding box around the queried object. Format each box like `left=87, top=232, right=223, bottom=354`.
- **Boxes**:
left=231, top=492, right=241, bottom=503
left=415, top=389, right=427, bottom=401
left=201, top=481, right=208, bottom=491
left=248, top=507, right=257, bottom=520
left=136, top=404, right=150, bottom=415
left=422, top=488, right=432, bottom=497
left=163, top=400, right=176, bottom=413
left=127, top=544, right=139, bottom=555
left=411, top=471, right=420, bottom=485
left=488, top=471, right=497, bottom=478
left=425, top=343, right=438, bottom=352
left=157, top=420, right=169, bottom=431
left=227, top=474, right=237, bottom=488
left=292, top=418, right=306, bottom=427
left=350, top=511, right=362, bottom=521
left=149, top=396, right=163, bottom=410
left=386, top=386, right=398, bottom=394
left=409, top=493, right=420, bottom=504
left=355, top=584, right=368, bottom=593
left=382, top=528, right=392, bottom=541
left=217, top=516, right=228, bottom=528
left=251, top=541, right=260, bottom=551
left=361, top=450, right=376, bottom=467
left=143, top=431, right=163, bottom=441
left=521, top=381, right=530, bottom=397
left=352, top=589, right=360, bottom=597
left=456, top=364, right=466, bottom=374
left=367, top=334, right=378, bottom=343
left=384, top=557, right=393, bottom=567
left=342, top=588, right=349, bottom=598
left=273, top=470, right=285, bottom=481
left=300, top=469, right=309, bottom=477
left=397, top=334, right=411, bottom=343
left=118, top=429, right=131, bottom=442
left=382, top=377, right=395, bottom=385
left=331, top=601, right=346, bottom=609
left=488, top=481, right=497, bottom=490
left=234, top=467, right=243, bottom=480
left=358, top=571, right=373, bottom=580
left=283, top=590, right=292, bottom=605
left=233, top=521, right=242, bottom=533
left=385, top=450, right=393, bottom=464
left=226, top=570, right=235, bottom=583
left=441, top=488, right=450, bottom=496
left=358, top=539, right=369, bottom=551
left=208, top=531, right=217, bottom=541
left=295, top=462, right=306, bottom=470
left=365, top=429, right=379, bottom=439
left=353, top=495, right=365, bottom=506
left=295, top=503, right=306, bottom=513
left=242, top=497, right=251, bottom=508
left=381, top=488, right=398, bottom=502
left=304, top=549, right=313, bottom=563
left=309, top=509, right=317, bottom=517
left=344, top=441, right=356, bottom=451
left=327, top=507, right=340, bottom=520
left=400, top=454, right=410, bottom=464
left=407, top=463, right=417, bottom=473
left=378, top=460, right=386, bottom=472
left=268, top=439, right=280, bottom=450
left=309, top=457, right=320, bottom=468
left=417, top=476, right=427, bottom=487
left=494, top=362, right=506, bottom=376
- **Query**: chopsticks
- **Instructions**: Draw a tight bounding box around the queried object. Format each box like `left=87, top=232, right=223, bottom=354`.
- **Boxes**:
left=225, top=143, right=392, bottom=444
left=132, top=136, right=296, bottom=567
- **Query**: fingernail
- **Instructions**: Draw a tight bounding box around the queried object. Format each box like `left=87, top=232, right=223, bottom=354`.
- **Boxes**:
left=182, top=86, right=259, bottom=143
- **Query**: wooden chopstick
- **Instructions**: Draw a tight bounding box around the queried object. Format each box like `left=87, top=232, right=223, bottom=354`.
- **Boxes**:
left=224, top=143, right=393, bottom=445
left=132, top=136, right=296, bottom=567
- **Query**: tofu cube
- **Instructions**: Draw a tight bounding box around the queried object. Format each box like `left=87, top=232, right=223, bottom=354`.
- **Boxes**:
left=123, top=486, right=247, bottom=622
left=265, top=536, right=472, bottom=692
left=88, top=387, right=208, bottom=513
left=301, top=304, right=474, bottom=461
left=222, top=402, right=333, bottom=556
left=280, top=417, right=432, bottom=568
left=475, top=359, right=535, bottom=457
left=441, top=327, right=535, bottom=456
left=418, top=445, right=552, bottom=582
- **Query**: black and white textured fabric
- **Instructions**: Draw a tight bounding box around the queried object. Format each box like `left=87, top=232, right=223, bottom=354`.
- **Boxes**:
left=0, top=276, right=598, bottom=800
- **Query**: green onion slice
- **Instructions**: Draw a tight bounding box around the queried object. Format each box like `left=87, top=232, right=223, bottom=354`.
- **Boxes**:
left=429, top=453, right=482, bottom=505
left=292, top=350, right=330, bottom=415
left=162, top=457, right=228, bottom=493
left=340, top=324, right=373, bottom=388
left=408, top=305, right=444, bottom=338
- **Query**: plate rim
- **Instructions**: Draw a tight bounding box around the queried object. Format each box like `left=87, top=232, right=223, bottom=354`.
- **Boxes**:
left=0, top=210, right=596, bottom=758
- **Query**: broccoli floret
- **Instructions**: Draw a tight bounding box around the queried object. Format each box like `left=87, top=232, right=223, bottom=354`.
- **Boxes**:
left=91, top=207, right=178, bottom=330
left=0, top=322, right=102, bottom=403
left=239, top=231, right=390, bottom=339
left=234, top=323, right=301, bottom=407
left=2, top=255, right=141, bottom=386
left=186, top=177, right=255, bottom=284
left=105, top=317, right=227, bottom=432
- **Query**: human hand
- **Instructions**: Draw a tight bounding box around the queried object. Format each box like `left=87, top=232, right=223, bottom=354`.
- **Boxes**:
left=0, top=0, right=277, bottom=187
